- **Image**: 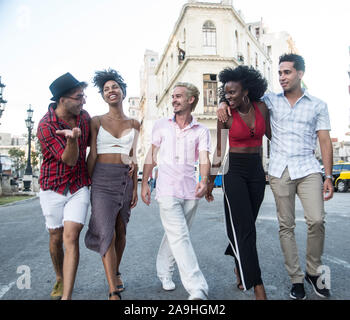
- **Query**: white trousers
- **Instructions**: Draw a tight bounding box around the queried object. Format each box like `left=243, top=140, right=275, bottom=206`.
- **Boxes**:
left=156, top=196, right=208, bottom=300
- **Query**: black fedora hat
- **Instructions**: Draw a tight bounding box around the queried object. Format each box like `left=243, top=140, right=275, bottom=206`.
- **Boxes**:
left=49, top=72, right=87, bottom=101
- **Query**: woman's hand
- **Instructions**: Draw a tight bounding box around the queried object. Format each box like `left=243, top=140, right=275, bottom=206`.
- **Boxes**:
left=128, top=162, right=135, bottom=177
left=131, top=189, right=138, bottom=209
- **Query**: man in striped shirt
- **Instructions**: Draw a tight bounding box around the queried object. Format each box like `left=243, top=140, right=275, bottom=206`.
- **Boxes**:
left=37, top=73, right=91, bottom=300
left=264, top=54, right=333, bottom=300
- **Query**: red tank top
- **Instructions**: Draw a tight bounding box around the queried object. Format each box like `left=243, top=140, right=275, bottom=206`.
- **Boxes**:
left=228, top=102, right=265, bottom=148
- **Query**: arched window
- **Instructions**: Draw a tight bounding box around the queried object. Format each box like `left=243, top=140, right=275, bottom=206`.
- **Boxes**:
left=247, top=42, right=251, bottom=66
left=235, top=30, right=239, bottom=51
left=202, top=20, right=216, bottom=55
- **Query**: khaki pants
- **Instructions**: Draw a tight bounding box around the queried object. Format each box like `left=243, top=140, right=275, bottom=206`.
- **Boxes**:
left=269, top=168, right=325, bottom=284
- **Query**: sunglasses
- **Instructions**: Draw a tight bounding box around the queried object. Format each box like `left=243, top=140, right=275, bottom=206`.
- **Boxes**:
left=63, top=94, right=87, bottom=101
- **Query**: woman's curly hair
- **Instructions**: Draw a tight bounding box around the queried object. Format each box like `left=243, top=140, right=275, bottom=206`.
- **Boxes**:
left=218, top=65, right=267, bottom=102
left=93, top=68, right=127, bottom=99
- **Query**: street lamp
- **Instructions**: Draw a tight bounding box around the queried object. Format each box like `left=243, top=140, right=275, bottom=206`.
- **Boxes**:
left=23, top=105, right=34, bottom=192
left=0, top=76, right=7, bottom=123
left=0, top=76, right=7, bottom=178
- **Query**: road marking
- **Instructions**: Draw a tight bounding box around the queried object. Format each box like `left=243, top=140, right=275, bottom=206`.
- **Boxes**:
left=257, top=216, right=305, bottom=222
left=0, top=222, right=28, bottom=225
left=324, top=255, right=350, bottom=270
left=0, top=281, right=16, bottom=299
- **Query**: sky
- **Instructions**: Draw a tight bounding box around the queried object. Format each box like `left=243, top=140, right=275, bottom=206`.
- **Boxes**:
left=0, top=0, right=350, bottom=140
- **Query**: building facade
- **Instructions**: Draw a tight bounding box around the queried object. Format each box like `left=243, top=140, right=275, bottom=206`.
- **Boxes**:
left=128, top=97, right=141, bottom=121
left=136, top=50, right=160, bottom=164
left=0, top=132, right=26, bottom=156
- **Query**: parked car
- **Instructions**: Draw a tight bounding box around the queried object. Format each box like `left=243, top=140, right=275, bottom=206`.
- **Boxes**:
left=322, top=162, right=350, bottom=191
left=334, top=171, right=350, bottom=192
left=331, top=162, right=350, bottom=181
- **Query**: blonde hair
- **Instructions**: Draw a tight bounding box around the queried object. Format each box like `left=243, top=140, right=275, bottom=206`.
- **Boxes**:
left=174, top=82, right=200, bottom=111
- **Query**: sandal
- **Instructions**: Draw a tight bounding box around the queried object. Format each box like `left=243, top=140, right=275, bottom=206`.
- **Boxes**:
left=109, top=290, right=122, bottom=300
left=116, top=271, right=125, bottom=292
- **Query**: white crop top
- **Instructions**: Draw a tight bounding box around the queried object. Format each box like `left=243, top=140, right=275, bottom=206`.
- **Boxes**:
left=97, top=126, right=135, bottom=155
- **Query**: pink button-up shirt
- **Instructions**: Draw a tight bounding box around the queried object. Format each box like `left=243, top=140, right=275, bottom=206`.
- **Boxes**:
left=152, top=116, right=211, bottom=200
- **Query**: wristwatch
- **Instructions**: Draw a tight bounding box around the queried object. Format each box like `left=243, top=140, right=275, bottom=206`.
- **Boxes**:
left=324, top=175, right=333, bottom=180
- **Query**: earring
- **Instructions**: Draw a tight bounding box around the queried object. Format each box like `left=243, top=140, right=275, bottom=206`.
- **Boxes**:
left=243, top=95, right=250, bottom=105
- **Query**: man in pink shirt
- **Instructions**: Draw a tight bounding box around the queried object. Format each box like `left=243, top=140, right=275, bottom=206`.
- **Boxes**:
left=141, top=82, right=211, bottom=300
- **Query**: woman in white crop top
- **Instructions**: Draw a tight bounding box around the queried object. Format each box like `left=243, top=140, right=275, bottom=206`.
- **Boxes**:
left=84, top=69, right=140, bottom=300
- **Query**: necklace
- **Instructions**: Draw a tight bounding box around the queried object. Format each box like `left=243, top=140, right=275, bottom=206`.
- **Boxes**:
left=106, top=114, right=124, bottom=121
left=237, top=105, right=252, bottom=116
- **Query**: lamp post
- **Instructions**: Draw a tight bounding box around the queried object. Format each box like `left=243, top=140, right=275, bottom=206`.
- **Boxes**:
left=0, top=76, right=7, bottom=122
left=23, top=105, right=34, bottom=192
left=0, top=76, right=7, bottom=179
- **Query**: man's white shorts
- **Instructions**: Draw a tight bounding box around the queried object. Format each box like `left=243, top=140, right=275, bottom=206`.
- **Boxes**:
left=39, top=187, right=90, bottom=230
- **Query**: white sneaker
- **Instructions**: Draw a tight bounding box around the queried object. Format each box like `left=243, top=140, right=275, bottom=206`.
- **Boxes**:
left=188, top=291, right=208, bottom=300
left=160, top=278, right=176, bottom=291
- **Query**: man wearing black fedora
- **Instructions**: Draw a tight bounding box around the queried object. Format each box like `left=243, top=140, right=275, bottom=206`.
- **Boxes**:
left=37, top=72, right=91, bottom=300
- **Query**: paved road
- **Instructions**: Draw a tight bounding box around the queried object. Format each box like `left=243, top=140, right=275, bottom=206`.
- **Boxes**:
left=0, top=185, right=349, bottom=300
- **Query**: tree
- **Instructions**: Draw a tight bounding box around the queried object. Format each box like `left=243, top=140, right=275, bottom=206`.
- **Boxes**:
left=8, top=148, right=26, bottom=177
left=31, top=150, right=40, bottom=171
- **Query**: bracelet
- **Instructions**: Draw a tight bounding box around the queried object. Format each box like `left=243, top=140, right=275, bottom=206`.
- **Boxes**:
left=201, top=176, right=210, bottom=184
left=325, top=175, right=333, bottom=180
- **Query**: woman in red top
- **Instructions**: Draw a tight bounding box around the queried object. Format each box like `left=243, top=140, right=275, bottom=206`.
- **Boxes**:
left=207, top=66, right=271, bottom=300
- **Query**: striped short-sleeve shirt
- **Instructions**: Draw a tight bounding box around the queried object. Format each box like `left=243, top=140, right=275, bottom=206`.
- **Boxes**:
left=263, top=90, right=331, bottom=180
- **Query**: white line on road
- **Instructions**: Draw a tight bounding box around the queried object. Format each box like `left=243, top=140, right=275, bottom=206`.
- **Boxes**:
left=0, top=281, right=16, bottom=299
left=0, top=222, right=28, bottom=225
left=257, top=216, right=305, bottom=222
left=324, top=255, right=350, bottom=270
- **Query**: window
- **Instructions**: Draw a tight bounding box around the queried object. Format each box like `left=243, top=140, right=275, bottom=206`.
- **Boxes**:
left=247, top=42, right=251, bottom=65
left=203, top=74, right=218, bottom=114
left=267, top=45, right=272, bottom=57
left=203, top=21, right=216, bottom=55
left=255, top=27, right=260, bottom=39
left=333, top=165, right=342, bottom=173
left=177, top=41, right=185, bottom=64
left=166, top=63, right=169, bottom=83
left=343, top=164, right=350, bottom=171
left=235, top=30, right=239, bottom=52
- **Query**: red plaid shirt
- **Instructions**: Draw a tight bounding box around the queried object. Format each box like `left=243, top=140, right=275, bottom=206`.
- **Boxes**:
left=37, top=103, right=91, bottom=195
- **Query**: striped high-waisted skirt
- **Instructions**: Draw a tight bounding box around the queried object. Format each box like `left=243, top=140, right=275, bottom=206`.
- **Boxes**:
left=85, top=162, right=133, bottom=256
left=222, top=152, right=266, bottom=290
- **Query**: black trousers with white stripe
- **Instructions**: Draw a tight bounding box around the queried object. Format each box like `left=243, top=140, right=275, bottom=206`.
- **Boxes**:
left=223, top=152, right=265, bottom=290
